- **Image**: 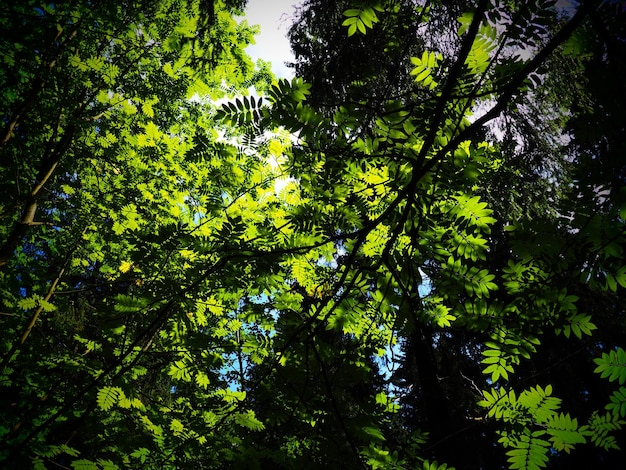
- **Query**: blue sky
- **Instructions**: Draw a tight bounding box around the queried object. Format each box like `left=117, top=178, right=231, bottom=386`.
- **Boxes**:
left=242, top=0, right=299, bottom=78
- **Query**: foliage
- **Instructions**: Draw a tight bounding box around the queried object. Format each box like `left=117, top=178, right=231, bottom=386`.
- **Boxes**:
left=1, top=0, right=625, bottom=469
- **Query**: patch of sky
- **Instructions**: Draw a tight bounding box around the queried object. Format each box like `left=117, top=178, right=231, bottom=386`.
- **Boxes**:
left=240, top=0, right=299, bottom=80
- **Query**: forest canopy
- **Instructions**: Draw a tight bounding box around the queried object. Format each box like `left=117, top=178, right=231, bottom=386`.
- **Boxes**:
left=0, top=0, right=625, bottom=468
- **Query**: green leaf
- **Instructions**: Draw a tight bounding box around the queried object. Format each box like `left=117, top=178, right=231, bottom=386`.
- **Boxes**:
left=457, top=12, right=474, bottom=36
left=594, top=348, right=626, bottom=385
left=71, top=459, right=99, bottom=470
left=97, top=460, right=119, bottom=470
left=234, top=410, right=265, bottom=431
left=130, top=448, right=150, bottom=464
left=97, top=387, right=123, bottom=411
left=113, top=294, right=150, bottom=313
left=361, top=425, right=385, bottom=442
left=505, top=433, right=550, bottom=470
left=169, top=359, right=192, bottom=382
left=546, top=413, right=586, bottom=453
left=614, top=265, right=626, bottom=288
left=606, top=386, right=626, bottom=418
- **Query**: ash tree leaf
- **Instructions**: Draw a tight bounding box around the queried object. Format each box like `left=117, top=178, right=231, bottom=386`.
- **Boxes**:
left=594, top=348, right=626, bottom=385
left=97, top=387, right=124, bottom=411
left=71, top=459, right=99, bottom=470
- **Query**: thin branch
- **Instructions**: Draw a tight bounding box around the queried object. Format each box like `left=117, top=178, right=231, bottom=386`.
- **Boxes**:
left=0, top=225, right=87, bottom=372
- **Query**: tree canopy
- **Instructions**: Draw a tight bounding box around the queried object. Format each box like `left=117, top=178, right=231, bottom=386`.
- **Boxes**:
left=1, top=1, right=625, bottom=469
